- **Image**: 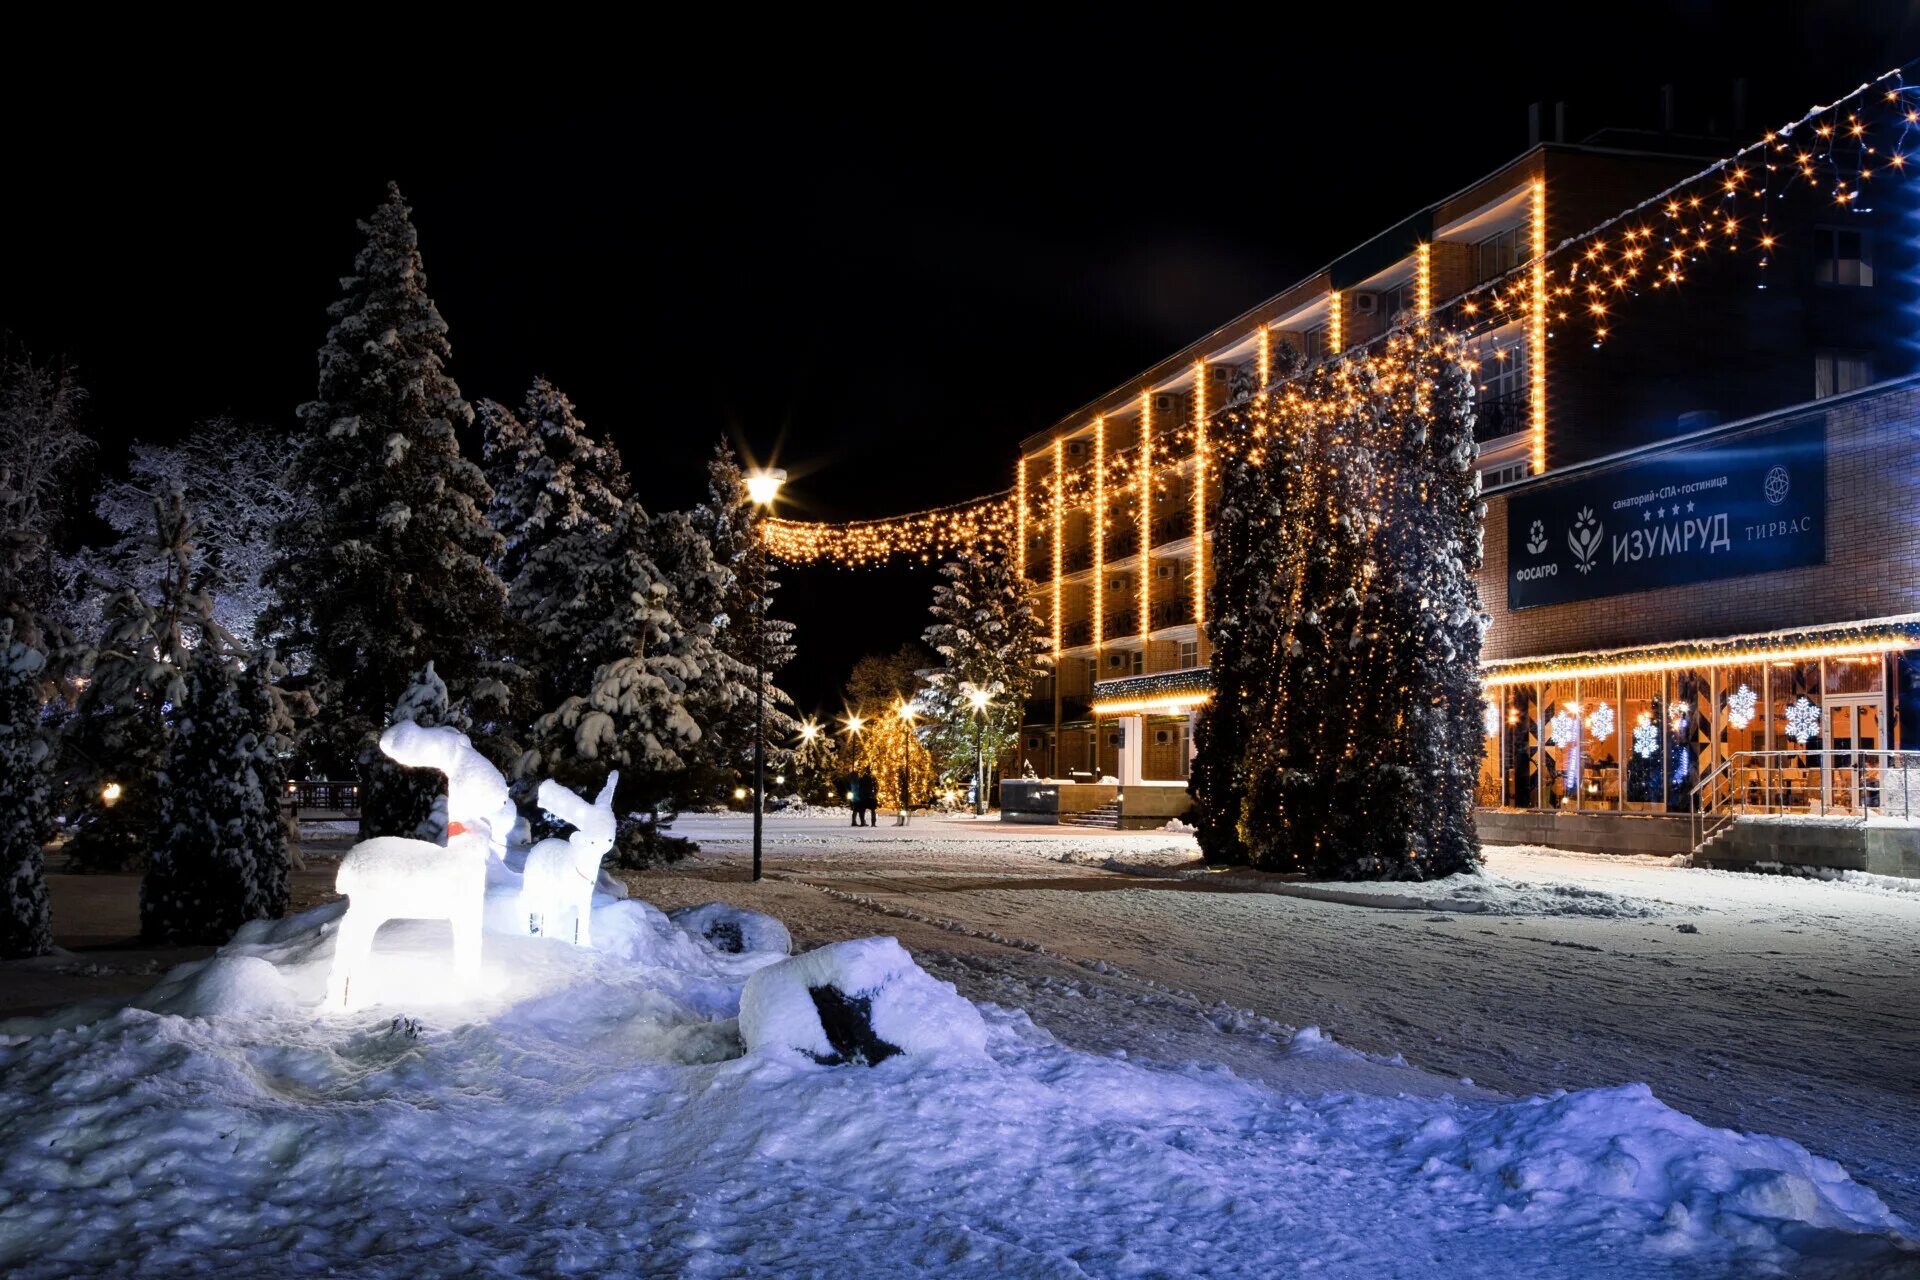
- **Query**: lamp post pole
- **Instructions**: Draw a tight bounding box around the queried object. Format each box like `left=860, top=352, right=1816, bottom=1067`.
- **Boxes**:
left=967, top=686, right=992, bottom=817
left=744, top=467, right=785, bottom=883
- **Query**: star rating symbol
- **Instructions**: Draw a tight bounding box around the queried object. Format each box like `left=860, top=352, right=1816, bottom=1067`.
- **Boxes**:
left=1643, top=510, right=1651, bottom=521
left=1686, top=501, right=1695, bottom=513
left=1657, top=506, right=1667, bottom=517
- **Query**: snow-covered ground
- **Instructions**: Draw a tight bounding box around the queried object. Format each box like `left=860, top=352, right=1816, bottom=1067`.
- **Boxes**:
left=3, top=817, right=1918, bottom=1277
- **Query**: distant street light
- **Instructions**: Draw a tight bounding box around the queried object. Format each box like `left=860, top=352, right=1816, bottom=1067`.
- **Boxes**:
left=966, top=686, right=992, bottom=816
left=745, top=467, right=785, bottom=883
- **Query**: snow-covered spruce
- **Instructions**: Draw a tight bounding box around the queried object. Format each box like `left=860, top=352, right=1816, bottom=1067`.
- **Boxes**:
left=920, top=548, right=1048, bottom=791
left=738, top=936, right=989, bottom=1066
left=669, top=901, right=792, bottom=956
left=141, top=645, right=281, bottom=945
left=0, top=620, right=52, bottom=958
left=264, top=182, right=506, bottom=777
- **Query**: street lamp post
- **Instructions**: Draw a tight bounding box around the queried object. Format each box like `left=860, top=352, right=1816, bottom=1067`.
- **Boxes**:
left=967, top=686, right=992, bottom=816
left=746, top=467, right=785, bottom=882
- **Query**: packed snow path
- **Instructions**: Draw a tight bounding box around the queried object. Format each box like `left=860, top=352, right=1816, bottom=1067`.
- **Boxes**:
left=662, top=814, right=1920, bottom=1222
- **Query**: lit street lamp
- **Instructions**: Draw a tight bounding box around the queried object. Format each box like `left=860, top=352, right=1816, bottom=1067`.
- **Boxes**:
left=966, top=685, right=992, bottom=815
left=746, top=467, right=785, bottom=882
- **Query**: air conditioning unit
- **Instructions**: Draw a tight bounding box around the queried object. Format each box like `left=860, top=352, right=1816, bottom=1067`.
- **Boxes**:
left=1351, top=292, right=1379, bottom=314
left=1154, top=393, right=1180, bottom=415
left=1108, top=577, right=1125, bottom=592
left=1066, top=439, right=1087, bottom=457
left=1108, top=653, right=1126, bottom=668
left=1210, top=366, right=1232, bottom=383
left=1156, top=564, right=1175, bottom=579
left=1154, top=729, right=1173, bottom=745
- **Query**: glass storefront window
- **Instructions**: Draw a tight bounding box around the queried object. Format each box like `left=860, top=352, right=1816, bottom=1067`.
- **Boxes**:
left=1503, top=684, right=1538, bottom=809
left=1622, top=673, right=1663, bottom=810
left=1772, top=661, right=1822, bottom=810
left=1478, top=693, right=1503, bottom=806
left=1826, top=657, right=1884, bottom=695
left=1667, top=669, right=1712, bottom=811
left=1541, top=680, right=1577, bottom=809
left=1577, top=677, right=1619, bottom=810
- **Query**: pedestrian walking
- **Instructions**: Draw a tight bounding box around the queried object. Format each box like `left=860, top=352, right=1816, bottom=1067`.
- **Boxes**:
left=846, top=773, right=864, bottom=827
left=859, top=770, right=880, bottom=828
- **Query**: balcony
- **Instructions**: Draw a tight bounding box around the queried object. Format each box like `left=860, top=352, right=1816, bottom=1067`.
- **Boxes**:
left=1063, top=542, right=1093, bottom=573
left=1061, top=618, right=1093, bottom=648
left=1106, top=530, right=1138, bottom=560
left=1474, top=392, right=1529, bottom=444
left=1150, top=600, right=1195, bottom=630
left=1108, top=608, right=1138, bottom=638
left=1149, top=515, right=1189, bottom=546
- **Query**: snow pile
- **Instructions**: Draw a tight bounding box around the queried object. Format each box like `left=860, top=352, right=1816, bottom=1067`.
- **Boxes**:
left=1396, top=1083, right=1904, bottom=1257
left=1291, top=866, right=1687, bottom=919
left=0, top=881, right=1912, bottom=1276
left=670, top=902, right=792, bottom=955
left=738, top=936, right=988, bottom=1066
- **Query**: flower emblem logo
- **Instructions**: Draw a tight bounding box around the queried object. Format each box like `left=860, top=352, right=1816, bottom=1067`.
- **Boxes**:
left=1567, top=506, right=1604, bottom=574
left=1525, top=519, right=1548, bottom=556
left=1764, top=465, right=1791, bottom=506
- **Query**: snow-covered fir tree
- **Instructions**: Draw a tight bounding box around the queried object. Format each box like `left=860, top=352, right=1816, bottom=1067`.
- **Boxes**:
left=480, top=379, right=628, bottom=594
left=65, top=491, right=225, bottom=870
left=686, top=441, right=797, bottom=800
left=141, top=644, right=269, bottom=944
left=360, top=661, right=469, bottom=841
left=235, top=646, right=298, bottom=919
left=0, top=619, right=53, bottom=958
left=264, top=183, right=506, bottom=778
left=920, top=549, right=1048, bottom=795
left=71, top=419, right=302, bottom=649
left=0, top=344, right=91, bottom=639
left=518, top=496, right=726, bottom=863
left=1191, top=337, right=1483, bottom=881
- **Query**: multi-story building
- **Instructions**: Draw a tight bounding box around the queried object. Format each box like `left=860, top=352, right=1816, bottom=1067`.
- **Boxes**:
left=1005, top=126, right=1917, bottom=845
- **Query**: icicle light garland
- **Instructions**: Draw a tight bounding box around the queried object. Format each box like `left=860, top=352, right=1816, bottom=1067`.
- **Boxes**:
left=758, top=71, right=1917, bottom=570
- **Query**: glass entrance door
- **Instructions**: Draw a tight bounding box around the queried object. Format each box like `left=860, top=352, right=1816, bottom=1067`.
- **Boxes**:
left=1825, top=698, right=1883, bottom=811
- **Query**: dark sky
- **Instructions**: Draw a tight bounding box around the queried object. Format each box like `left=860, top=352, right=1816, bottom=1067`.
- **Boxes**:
left=4, top=7, right=1917, bottom=717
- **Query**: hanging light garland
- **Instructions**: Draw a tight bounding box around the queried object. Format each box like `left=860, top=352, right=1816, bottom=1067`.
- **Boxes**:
left=760, top=70, right=1917, bottom=572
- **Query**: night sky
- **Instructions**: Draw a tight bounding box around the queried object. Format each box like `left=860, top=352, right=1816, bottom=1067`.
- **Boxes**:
left=4, top=9, right=1916, bottom=717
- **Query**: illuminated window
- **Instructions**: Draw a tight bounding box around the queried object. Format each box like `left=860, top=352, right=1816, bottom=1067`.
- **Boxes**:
left=1813, top=227, right=1873, bottom=286
left=1481, top=460, right=1530, bottom=488
left=1376, top=280, right=1414, bottom=322
left=1302, top=324, right=1330, bottom=365
left=1179, top=640, right=1199, bottom=669
left=1814, top=351, right=1874, bottom=398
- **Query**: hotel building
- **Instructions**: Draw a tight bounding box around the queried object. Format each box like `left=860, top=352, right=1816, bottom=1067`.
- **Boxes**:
left=1006, top=125, right=1918, bottom=855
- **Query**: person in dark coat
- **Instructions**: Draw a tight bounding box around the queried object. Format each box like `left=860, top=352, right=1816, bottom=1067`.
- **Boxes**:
left=847, top=772, right=864, bottom=826
left=860, top=770, right=880, bottom=827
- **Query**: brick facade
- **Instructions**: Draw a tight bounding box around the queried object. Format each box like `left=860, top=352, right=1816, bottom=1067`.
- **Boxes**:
left=1480, top=378, right=1920, bottom=662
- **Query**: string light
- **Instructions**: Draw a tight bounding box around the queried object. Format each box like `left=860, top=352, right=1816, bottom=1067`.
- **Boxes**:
left=1015, top=456, right=1028, bottom=580
left=1415, top=241, right=1432, bottom=323
left=1328, top=290, right=1343, bottom=354
left=1257, top=324, right=1273, bottom=389
left=1481, top=617, right=1920, bottom=685
left=1090, top=666, right=1213, bottom=716
left=1051, top=436, right=1064, bottom=655
left=1093, top=414, right=1106, bottom=651
left=1530, top=179, right=1547, bottom=474
left=1192, top=362, right=1207, bottom=627
left=1138, top=390, right=1152, bottom=650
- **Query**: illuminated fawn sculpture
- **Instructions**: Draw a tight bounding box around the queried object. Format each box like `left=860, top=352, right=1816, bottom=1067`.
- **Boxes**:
left=519, top=772, right=619, bottom=947
left=326, top=722, right=516, bottom=1009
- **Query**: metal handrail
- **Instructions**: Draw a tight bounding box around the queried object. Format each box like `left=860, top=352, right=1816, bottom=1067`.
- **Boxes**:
left=1691, top=748, right=1920, bottom=851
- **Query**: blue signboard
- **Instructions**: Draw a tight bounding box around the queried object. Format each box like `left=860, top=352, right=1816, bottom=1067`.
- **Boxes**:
left=1506, top=415, right=1826, bottom=610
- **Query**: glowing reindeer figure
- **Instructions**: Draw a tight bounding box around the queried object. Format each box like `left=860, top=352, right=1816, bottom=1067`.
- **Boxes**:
left=519, top=772, right=619, bottom=947
left=326, top=722, right=515, bottom=1008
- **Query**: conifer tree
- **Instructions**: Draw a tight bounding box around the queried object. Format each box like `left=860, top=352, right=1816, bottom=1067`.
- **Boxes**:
left=142, top=645, right=264, bottom=944
left=265, top=183, right=505, bottom=780
left=0, top=619, right=53, bottom=957
left=920, top=550, right=1047, bottom=795
left=1191, top=337, right=1483, bottom=880
left=236, top=646, right=298, bottom=920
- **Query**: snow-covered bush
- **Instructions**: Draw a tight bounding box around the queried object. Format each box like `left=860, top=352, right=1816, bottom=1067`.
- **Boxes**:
left=669, top=902, right=791, bottom=956
left=738, top=937, right=988, bottom=1066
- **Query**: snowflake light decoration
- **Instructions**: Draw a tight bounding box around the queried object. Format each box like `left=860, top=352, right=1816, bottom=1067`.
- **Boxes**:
left=1723, top=683, right=1757, bottom=730
left=1483, top=700, right=1500, bottom=738
left=1785, top=696, right=1821, bottom=745
left=1548, top=710, right=1579, bottom=748
left=1632, top=712, right=1659, bottom=759
left=1584, top=701, right=1615, bottom=741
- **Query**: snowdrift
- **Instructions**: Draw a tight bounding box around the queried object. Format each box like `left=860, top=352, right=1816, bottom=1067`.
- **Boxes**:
left=0, top=878, right=1913, bottom=1278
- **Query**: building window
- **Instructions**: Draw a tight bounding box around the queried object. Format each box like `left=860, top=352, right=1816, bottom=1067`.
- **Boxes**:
left=1084, top=657, right=1098, bottom=691
left=1470, top=339, right=1530, bottom=442
left=1481, top=460, right=1530, bottom=488
left=1813, top=227, right=1873, bottom=286
left=1814, top=352, right=1874, bottom=399
left=1376, top=280, right=1414, bottom=322
left=1475, top=224, right=1527, bottom=281
left=1302, top=324, right=1329, bottom=365
left=1130, top=649, right=1145, bottom=677
left=1179, top=640, right=1199, bottom=669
